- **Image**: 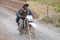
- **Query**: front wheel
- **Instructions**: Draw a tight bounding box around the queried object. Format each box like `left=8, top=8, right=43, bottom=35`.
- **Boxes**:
left=27, top=24, right=37, bottom=40
left=27, top=24, right=32, bottom=40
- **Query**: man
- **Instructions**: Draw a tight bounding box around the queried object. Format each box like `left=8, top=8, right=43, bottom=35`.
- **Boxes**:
left=16, top=3, right=34, bottom=30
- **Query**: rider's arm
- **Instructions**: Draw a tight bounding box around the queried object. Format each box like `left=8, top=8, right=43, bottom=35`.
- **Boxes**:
left=29, top=10, right=34, bottom=16
left=16, top=9, right=22, bottom=17
left=29, top=9, right=35, bottom=18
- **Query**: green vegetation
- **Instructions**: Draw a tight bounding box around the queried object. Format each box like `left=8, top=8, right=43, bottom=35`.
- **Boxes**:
left=42, top=16, right=60, bottom=27
left=58, top=18, right=60, bottom=22
left=21, top=0, right=27, bottom=1
left=40, top=0, right=60, bottom=27
left=42, top=16, right=54, bottom=23
left=50, top=3, right=60, bottom=12
left=56, top=24, right=60, bottom=27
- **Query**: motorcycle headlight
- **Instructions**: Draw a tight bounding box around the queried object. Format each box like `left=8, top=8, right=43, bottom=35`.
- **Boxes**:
left=26, top=15, right=33, bottom=21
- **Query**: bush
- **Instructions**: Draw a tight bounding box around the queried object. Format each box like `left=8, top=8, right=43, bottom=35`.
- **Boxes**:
left=56, top=8, right=60, bottom=12
left=42, top=16, right=54, bottom=23
left=58, top=18, right=60, bottom=22
left=50, top=4, right=60, bottom=12
left=42, top=16, right=60, bottom=27
left=50, top=4, right=55, bottom=7
left=56, top=24, right=60, bottom=27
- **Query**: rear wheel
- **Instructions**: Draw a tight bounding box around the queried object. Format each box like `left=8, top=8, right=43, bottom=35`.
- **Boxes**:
left=18, top=19, right=25, bottom=35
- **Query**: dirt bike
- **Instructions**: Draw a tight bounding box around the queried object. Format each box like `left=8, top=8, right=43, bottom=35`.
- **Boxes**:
left=18, top=15, right=36, bottom=40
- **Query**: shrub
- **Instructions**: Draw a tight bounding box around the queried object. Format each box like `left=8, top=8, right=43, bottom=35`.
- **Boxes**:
left=56, top=24, right=60, bottom=27
left=56, top=8, right=60, bottom=12
left=58, top=18, right=60, bottom=22
left=42, top=16, right=54, bottom=23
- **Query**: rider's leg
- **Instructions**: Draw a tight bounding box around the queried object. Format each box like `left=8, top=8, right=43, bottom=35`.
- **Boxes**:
left=24, top=19, right=28, bottom=33
left=20, top=19, right=26, bottom=30
left=16, top=17, right=20, bottom=25
left=19, top=19, right=25, bottom=33
left=22, top=19, right=25, bottom=29
left=25, top=19, right=27, bottom=27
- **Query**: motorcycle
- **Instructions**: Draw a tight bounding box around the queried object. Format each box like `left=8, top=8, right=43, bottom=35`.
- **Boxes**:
left=18, top=15, right=37, bottom=40
left=18, top=15, right=34, bottom=34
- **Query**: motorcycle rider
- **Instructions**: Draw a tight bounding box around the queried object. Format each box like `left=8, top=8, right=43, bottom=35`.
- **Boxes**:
left=16, top=3, right=34, bottom=31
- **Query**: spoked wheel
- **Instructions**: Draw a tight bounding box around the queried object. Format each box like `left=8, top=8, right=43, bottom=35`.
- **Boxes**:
left=27, top=24, right=37, bottom=40
left=18, top=25, right=24, bottom=35
left=27, top=24, right=32, bottom=40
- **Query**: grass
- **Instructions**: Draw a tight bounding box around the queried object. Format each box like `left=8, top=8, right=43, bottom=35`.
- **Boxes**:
left=40, top=0, right=60, bottom=27
left=50, top=3, right=60, bottom=12
left=42, top=16, right=60, bottom=27
left=56, top=24, right=60, bottom=27
left=58, top=18, right=60, bottom=22
left=37, top=0, right=60, bottom=12
left=42, top=16, right=54, bottom=23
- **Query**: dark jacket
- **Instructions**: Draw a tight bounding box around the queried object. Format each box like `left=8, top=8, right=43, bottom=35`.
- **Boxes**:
left=16, top=8, right=33, bottom=17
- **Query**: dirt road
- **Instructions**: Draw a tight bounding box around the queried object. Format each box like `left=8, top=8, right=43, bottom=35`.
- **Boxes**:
left=0, top=6, right=60, bottom=40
